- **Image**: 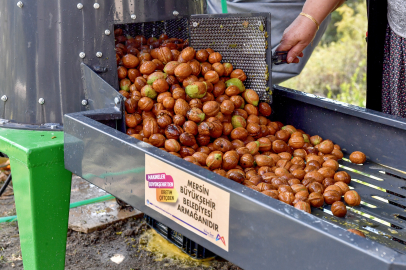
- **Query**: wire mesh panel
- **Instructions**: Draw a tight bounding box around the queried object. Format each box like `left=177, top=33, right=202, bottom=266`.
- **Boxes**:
left=189, top=14, right=272, bottom=102
left=115, top=18, right=189, bottom=40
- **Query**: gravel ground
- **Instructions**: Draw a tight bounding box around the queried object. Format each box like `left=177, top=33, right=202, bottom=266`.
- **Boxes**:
left=0, top=179, right=243, bottom=270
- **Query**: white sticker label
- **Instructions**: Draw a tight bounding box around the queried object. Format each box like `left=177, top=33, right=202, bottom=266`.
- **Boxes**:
left=145, top=155, right=230, bottom=251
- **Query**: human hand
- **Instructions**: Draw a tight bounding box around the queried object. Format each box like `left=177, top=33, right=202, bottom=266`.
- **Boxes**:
left=276, top=14, right=319, bottom=63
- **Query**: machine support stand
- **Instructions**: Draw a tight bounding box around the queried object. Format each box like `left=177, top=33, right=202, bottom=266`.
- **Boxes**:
left=0, top=128, right=71, bottom=270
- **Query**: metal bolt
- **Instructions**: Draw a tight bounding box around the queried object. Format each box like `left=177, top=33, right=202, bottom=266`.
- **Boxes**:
left=131, top=14, right=136, bottom=20
left=192, top=22, right=198, bottom=27
left=38, top=98, right=45, bottom=105
left=77, top=3, right=83, bottom=9
left=17, top=1, right=23, bottom=8
left=79, top=52, right=86, bottom=59
left=96, top=52, right=102, bottom=58
left=81, top=99, right=88, bottom=106
left=173, top=10, right=179, bottom=16
left=104, top=29, right=111, bottom=35
left=1, top=95, right=7, bottom=102
left=93, top=3, right=100, bottom=9
left=114, top=97, right=120, bottom=105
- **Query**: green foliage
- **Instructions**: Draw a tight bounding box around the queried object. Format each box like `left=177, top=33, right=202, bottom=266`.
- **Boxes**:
left=281, top=1, right=367, bottom=107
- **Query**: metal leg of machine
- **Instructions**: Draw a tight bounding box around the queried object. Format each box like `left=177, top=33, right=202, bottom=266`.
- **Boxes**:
left=0, top=128, right=72, bottom=270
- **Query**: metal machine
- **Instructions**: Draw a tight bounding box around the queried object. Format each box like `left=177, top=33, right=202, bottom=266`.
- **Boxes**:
left=1, top=0, right=406, bottom=269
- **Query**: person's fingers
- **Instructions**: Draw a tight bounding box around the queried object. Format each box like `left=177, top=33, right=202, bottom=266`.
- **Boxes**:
left=276, top=41, right=294, bottom=53
left=287, top=42, right=308, bottom=63
left=299, top=52, right=304, bottom=57
left=292, top=57, right=300, bottom=64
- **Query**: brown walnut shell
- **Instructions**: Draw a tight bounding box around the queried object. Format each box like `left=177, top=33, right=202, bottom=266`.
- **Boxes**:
left=208, top=52, right=222, bottom=64
left=203, top=101, right=221, bottom=117
left=165, top=139, right=181, bottom=152
left=149, top=134, right=166, bottom=147
left=308, top=192, right=324, bottom=207
left=174, top=99, right=190, bottom=116
left=226, top=169, right=245, bottom=183
left=294, top=201, right=311, bottom=213
left=196, top=49, right=209, bottom=62
left=230, top=69, right=247, bottom=81
left=349, top=151, right=366, bottom=164
left=179, top=132, right=197, bottom=147
left=165, top=124, right=183, bottom=140
left=278, top=192, right=295, bottom=205
left=323, top=190, right=341, bottom=205
left=174, top=63, right=193, bottom=78
left=334, top=171, right=351, bottom=184
left=344, top=190, right=361, bottom=206
left=331, top=201, right=347, bottom=217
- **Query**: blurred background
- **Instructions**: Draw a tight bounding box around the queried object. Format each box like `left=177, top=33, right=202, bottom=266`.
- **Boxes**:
left=280, top=0, right=367, bottom=107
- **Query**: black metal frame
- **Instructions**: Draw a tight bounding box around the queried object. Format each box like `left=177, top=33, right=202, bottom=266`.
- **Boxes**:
left=366, top=0, right=388, bottom=111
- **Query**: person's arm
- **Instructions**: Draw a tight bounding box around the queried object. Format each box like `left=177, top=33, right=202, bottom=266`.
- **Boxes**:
left=277, top=0, right=345, bottom=63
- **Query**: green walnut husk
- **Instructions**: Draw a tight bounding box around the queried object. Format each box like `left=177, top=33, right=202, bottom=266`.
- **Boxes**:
left=120, top=79, right=131, bottom=91
left=142, top=85, right=157, bottom=99
left=302, top=134, right=310, bottom=143
left=225, top=78, right=245, bottom=93
left=147, top=72, right=167, bottom=85
left=231, top=115, right=247, bottom=129
left=242, top=89, right=259, bottom=106
left=185, top=82, right=207, bottom=98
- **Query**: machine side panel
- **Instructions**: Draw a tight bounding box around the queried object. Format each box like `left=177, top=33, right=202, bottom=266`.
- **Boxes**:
left=0, top=0, right=117, bottom=125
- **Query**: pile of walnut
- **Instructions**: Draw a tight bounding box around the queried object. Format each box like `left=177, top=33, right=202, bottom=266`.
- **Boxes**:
left=115, top=29, right=366, bottom=220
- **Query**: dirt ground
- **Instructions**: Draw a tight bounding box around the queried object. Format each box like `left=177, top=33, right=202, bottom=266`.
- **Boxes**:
left=0, top=178, right=243, bottom=270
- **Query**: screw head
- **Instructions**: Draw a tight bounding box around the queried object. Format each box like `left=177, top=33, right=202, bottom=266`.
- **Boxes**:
left=17, top=1, right=23, bottom=8
left=79, top=52, right=86, bottom=59
left=131, top=14, right=136, bottom=20
left=104, top=29, right=111, bottom=35
left=192, top=22, right=198, bottom=27
left=81, top=99, right=88, bottom=106
left=93, top=3, right=100, bottom=9
left=1, top=95, right=7, bottom=102
left=173, top=10, right=179, bottom=16
left=96, top=52, right=103, bottom=58
left=77, top=3, right=83, bottom=9
left=38, top=98, right=45, bottom=105
left=114, top=97, right=120, bottom=105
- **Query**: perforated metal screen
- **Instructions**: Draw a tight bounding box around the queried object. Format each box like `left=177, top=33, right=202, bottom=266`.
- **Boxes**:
left=190, top=14, right=272, bottom=102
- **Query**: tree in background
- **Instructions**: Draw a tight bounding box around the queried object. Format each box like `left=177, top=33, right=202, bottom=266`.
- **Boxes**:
left=281, top=0, right=367, bottom=107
